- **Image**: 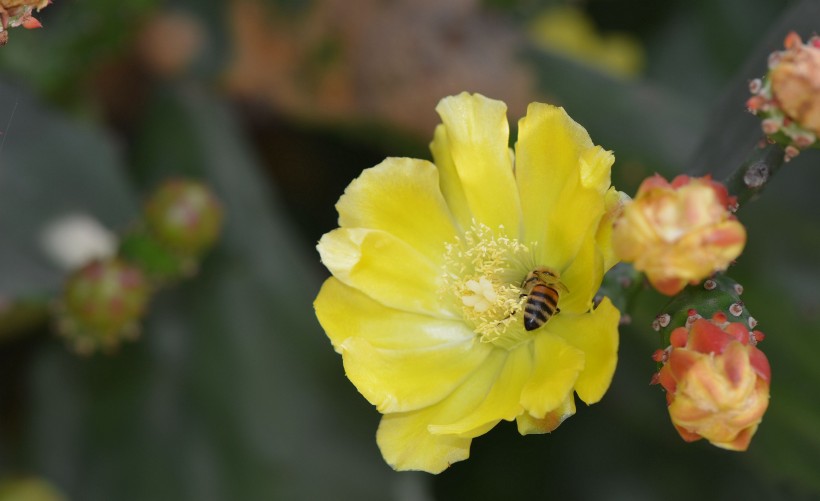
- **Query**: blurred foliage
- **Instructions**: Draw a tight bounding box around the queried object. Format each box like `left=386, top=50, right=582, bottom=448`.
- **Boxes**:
left=0, top=0, right=818, bottom=499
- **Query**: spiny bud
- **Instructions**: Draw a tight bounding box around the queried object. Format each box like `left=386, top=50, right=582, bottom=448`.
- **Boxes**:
left=656, top=312, right=770, bottom=451
left=144, top=178, right=223, bottom=257
left=653, top=274, right=755, bottom=349
left=747, top=31, right=820, bottom=160
left=612, top=174, right=746, bottom=296
left=55, top=258, right=151, bottom=354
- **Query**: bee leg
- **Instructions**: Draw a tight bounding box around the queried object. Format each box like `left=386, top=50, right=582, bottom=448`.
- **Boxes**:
left=0, top=8, right=7, bottom=31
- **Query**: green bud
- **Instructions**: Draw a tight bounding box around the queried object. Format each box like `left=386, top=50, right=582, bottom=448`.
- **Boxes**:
left=56, top=258, right=151, bottom=354
left=144, top=178, right=223, bottom=257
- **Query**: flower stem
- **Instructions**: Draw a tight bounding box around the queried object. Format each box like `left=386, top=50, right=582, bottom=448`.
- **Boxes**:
left=722, top=140, right=786, bottom=209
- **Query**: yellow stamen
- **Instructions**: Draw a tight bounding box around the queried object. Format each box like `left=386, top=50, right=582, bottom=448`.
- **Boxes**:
left=441, top=221, right=535, bottom=349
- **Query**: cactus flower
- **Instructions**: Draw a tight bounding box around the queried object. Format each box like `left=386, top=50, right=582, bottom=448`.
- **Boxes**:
left=0, top=0, right=50, bottom=45
left=657, top=314, right=770, bottom=451
left=612, top=174, right=746, bottom=296
left=747, top=32, right=820, bottom=158
left=315, top=92, right=622, bottom=473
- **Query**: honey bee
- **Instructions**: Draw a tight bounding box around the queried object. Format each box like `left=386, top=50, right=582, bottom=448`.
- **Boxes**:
left=521, top=267, right=568, bottom=331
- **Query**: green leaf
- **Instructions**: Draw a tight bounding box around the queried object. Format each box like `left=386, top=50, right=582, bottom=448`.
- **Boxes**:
left=0, top=81, right=138, bottom=298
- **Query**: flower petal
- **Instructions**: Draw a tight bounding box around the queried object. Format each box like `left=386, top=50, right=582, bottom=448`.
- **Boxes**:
left=317, top=227, right=453, bottom=317
left=377, top=409, right=472, bottom=473
left=549, top=297, right=620, bottom=404
left=315, top=277, right=473, bottom=351
left=336, top=157, right=458, bottom=261
left=558, top=225, right=605, bottom=315
left=428, top=345, right=533, bottom=437
left=376, top=350, right=508, bottom=473
left=516, top=393, right=576, bottom=435
left=516, top=103, right=613, bottom=269
left=515, top=104, right=591, bottom=244
left=338, top=335, right=492, bottom=413
left=435, top=92, right=521, bottom=231
left=430, top=124, right=472, bottom=232
left=541, top=146, right=612, bottom=270
left=520, top=333, right=585, bottom=418
left=596, top=187, right=628, bottom=272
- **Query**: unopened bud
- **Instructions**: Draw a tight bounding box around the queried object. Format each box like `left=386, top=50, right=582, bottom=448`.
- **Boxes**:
left=56, top=258, right=151, bottom=354
left=612, top=175, right=746, bottom=296
left=748, top=31, right=820, bottom=156
left=144, top=178, right=223, bottom=257
left=657, top=314, right=770, bottom=451
left=0, top=0, right=50, bottom=44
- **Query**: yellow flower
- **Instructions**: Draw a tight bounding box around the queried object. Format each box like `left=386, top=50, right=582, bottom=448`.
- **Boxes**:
left=315, top=92, right=621, bottom=473
left=612, top=174, right=746, bottom=296
left=528, top=6, right=644, bottom=79
left=657, top=314, right=770, bottom=451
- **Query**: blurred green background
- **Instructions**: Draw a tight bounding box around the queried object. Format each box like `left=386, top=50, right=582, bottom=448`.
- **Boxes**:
left=0, top=0, right=818, bottom=499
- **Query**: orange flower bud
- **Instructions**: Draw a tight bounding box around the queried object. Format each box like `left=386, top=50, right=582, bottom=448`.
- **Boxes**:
left=770, top=34, right=820, bottom=137
left=658, top=315, right=770, bottom=451
left=748, top=32, right=820, bottom=158
left=612, top=175, right=746, bottom=296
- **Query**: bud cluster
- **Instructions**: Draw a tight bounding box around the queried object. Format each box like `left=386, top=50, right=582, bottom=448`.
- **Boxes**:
left=55, top=178, right=223, bottom=354
left=121, top=178, right=224, bottom=281
left=747, top=32, right=820, bottom=161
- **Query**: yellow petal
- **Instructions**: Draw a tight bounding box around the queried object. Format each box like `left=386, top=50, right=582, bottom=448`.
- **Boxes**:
left=578, top=145, right=615, bottom=195
left=596, top=187, right=628, bottom=273
left=430, top=124, right=472, bottom=232
left=339, top=335, right=492, bottom=413
left=317, top=228, right=453, bottom=317
left=428, top=345, right=533, bottom=437
left=315, top=278, right=473, bottom=352
left=557, top=225, right=605, bottom=315
left=515, top=104, right=613, bottom=270
left=515, top=103, right=591, bottom=247
left=336, top=157, right=458, bottom=261
left=516, top=393, right=576, bottom=435
left=520, top=333, right=585, bottom=418
left=376, top=350, right=508, bottom=473
left=539, top=146, right=611, bottom=270
left=377, top=409, right=472, bottom=474
left=548, top=297, right=620, bottom=404
left=435, top=92, right=521, bottom=231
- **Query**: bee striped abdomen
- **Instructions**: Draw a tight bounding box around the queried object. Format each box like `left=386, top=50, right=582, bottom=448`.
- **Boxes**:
left=520, top=266, right=566, bottom=332
left=523, top=284, right=560, bottom=331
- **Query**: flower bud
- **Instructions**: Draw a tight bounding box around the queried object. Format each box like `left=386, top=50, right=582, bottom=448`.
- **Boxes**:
left=56, top=258, right=151, bottom=354
left=612, top=175, right=746, bottom=296
left=0, top=1, right=50, bottom=45
left=657, top=314, right=770, bottom=451
left=144, top=178, right=223, bottom=257
left=747, top=32, right=820, bottom=159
